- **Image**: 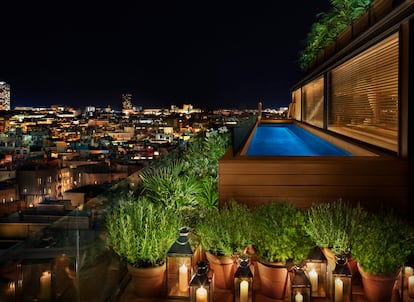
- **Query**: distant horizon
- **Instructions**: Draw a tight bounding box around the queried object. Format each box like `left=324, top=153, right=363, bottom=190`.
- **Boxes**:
left=10, top=99, right=287, bottom=111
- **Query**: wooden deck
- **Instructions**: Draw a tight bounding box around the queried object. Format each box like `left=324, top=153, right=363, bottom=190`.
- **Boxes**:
left=218, top=123, right=408, bottom=216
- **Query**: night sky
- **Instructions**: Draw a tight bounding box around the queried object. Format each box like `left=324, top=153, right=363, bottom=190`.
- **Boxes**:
left=1, top=1, right=331, bottom=110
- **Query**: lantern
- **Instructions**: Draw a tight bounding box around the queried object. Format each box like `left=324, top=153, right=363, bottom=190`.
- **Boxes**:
left=290, top=268, right=312, bottom=302
left=331, top=260, right=352, bottom=302
left=167, top=227, right=194, bottom=298
left=304, top=247, right=328, bottom=297
left=234, top=255, right=253, bottom=302
left=398, top=254, right=414, bottom=301
left=189, top=261, right=214, bottom=302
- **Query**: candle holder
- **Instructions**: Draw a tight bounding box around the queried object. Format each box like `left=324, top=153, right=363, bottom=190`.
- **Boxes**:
left=167, top=227, right=194, bottom=298
left=304, top=247, right=328, bottom=297
left=290, top=267, right=312, bottom=302
left=331, top=260, right=352, bottom=302
left=398, top=254, right=414, bottom=301
left=234, top=255, right=253, bottom=302
left=189, top=261, right=214, bottom=302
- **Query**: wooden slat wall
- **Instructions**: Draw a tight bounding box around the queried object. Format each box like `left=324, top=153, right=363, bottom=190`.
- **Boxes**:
left=218, top=148, right=408, bottom=216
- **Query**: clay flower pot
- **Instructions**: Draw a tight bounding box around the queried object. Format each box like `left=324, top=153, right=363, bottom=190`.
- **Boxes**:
left=256, top=259, right=288, bottom=300
left=357, top=262, right=400, bottom=302
left=127, top=263, right=166, bottom=298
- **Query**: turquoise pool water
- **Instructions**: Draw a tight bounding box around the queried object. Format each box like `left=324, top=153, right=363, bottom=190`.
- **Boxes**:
left=246, top=124, right=352, bottom=156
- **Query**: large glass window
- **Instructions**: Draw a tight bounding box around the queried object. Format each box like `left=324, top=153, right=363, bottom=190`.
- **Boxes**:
left=290, top=88, right=302, bottom=121
left=328, top=33, right=399, bottom=152
left=303, top=76, right=324, bottom=128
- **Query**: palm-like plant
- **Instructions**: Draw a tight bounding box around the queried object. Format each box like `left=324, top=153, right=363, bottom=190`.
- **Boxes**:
left=139, top=159, right=203, bottom=222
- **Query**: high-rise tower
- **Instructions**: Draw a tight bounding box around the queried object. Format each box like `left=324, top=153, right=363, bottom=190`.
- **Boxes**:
left=122, top=93, right=133, bottom=110
left=0, top=81, right=11, bottom=111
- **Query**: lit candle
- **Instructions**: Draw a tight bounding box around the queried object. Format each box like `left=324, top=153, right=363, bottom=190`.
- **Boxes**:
left=7, top=282, right=15, bottom=297
left=408, top=275, right=414, bottom=298
left=295, top=291, right=303, bottom=302
left=179, top=263, right=188, bottom=292
left=334, top=277, right=343, bottom=302
left=240, top=280, right=249, bottom=302
left=39, top=271, right=51, bottom=300
left=196, top=286, right=207, bottom=302
left=309, top=268, right=318, bottom=292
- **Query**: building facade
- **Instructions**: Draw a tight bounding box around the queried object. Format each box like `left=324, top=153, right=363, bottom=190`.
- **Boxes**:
left=0, top=81, right=11, bottom=111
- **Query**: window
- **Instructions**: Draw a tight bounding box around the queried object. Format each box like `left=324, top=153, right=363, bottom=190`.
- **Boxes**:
left=329, top=33, right=399, bottom=152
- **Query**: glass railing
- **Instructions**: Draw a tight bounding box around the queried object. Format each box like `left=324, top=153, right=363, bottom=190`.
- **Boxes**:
left=0, top=208, right=128, bottom=302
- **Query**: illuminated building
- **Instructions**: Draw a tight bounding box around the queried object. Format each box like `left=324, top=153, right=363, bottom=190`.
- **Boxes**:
left=0, top=81, right=11, bottom=111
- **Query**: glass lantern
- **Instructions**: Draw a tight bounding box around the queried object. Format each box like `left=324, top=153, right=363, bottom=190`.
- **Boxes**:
left=304, top=247, right=328, bottom=298
left=398, top=255, right=414, bottom=302
left=167, top=227, right=194, bottom=298
left=234, top=255, right=253, bottom=302
left=331, top=261, right=352, bottom=302
left=290, top=268, right=312, bottom=302
left=189, top=261, right=214, bottom=302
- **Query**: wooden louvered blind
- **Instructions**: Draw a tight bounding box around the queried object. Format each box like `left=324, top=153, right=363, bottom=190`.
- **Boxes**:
left=303, top=76, right=324, bottom=128
left=328, top=33, right=399, bottom=152
left=291, top=88, right=302, bottom=121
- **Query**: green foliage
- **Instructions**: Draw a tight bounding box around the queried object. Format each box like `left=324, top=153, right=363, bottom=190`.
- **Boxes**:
left=105, top=194, right=181, bottom=268
left=195, top=200, right=254, bottom=257
left=199, top=176, right=219, bottom=210
left=139, top=159, right=203, bottom=223
left=182, top=127, right=231, bottom=178
left=351, top=212, right=414, bottom=277
left=299, top=0, right=373, bottom=69
left=304, top=199, right=367, bottom=255
left=253, top=201, right=313, bottom=265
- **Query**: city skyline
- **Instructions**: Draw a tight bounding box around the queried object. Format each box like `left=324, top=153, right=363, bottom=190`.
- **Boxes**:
left=1, top=1, right=331, bottom=110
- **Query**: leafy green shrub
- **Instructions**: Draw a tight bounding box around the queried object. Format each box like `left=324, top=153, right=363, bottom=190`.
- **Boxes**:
left=253, top=201, right=313, bottom=264
left=304, top=199, right=367, bottom=255
left=352, top=212, right=414, bottom=276
left=195, top=200, right=254, bottom=257
left=105, top=194, right=181, bottom=268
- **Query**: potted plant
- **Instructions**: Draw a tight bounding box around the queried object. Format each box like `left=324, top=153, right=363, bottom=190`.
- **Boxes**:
left=105, top=194, right=181, bottom=298
left=352, top=211, right=414, bottom=302
left=304, top=199, right=367, bottom=271
left=195, top=200, right=254, bottom=289
left=252, top=201, right=313, bottom=300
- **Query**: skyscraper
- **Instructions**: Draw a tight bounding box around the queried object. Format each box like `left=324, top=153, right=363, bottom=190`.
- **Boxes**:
left=0, top=81, right=11, bottom=111
left=121, top=93, right=133, bottom=110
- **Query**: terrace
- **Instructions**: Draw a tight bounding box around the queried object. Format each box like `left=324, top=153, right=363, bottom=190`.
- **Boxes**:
left=0, top=0, right=412, bottom=301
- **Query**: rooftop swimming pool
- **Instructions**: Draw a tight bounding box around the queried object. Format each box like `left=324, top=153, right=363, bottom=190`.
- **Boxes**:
left=245, top=123, right=352, bottom=156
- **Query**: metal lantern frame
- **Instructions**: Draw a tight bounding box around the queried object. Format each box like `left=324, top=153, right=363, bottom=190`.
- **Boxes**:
left=290, top=267, right=312, bottom=302
left=234, top=255, right=253, bottom=302
left=189, top=261, right=214, bottom=302
left=167, top=227, right=194, bottom=298
left=304, top=247, right=328, bottom=298
left=398, top=255, right=414, bottom=302
left=331, top=262, right=352, bottom=302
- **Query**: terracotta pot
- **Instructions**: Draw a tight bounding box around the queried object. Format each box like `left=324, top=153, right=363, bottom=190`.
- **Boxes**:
left=127, top=263, right=166, bottom=298
left=357, top=262, right=400, bottom=302
left=321, top=247, right=336, bottom=271
left=256, top=259, right=288, bottom=300
left=205, top=251, right=235, bottom=289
